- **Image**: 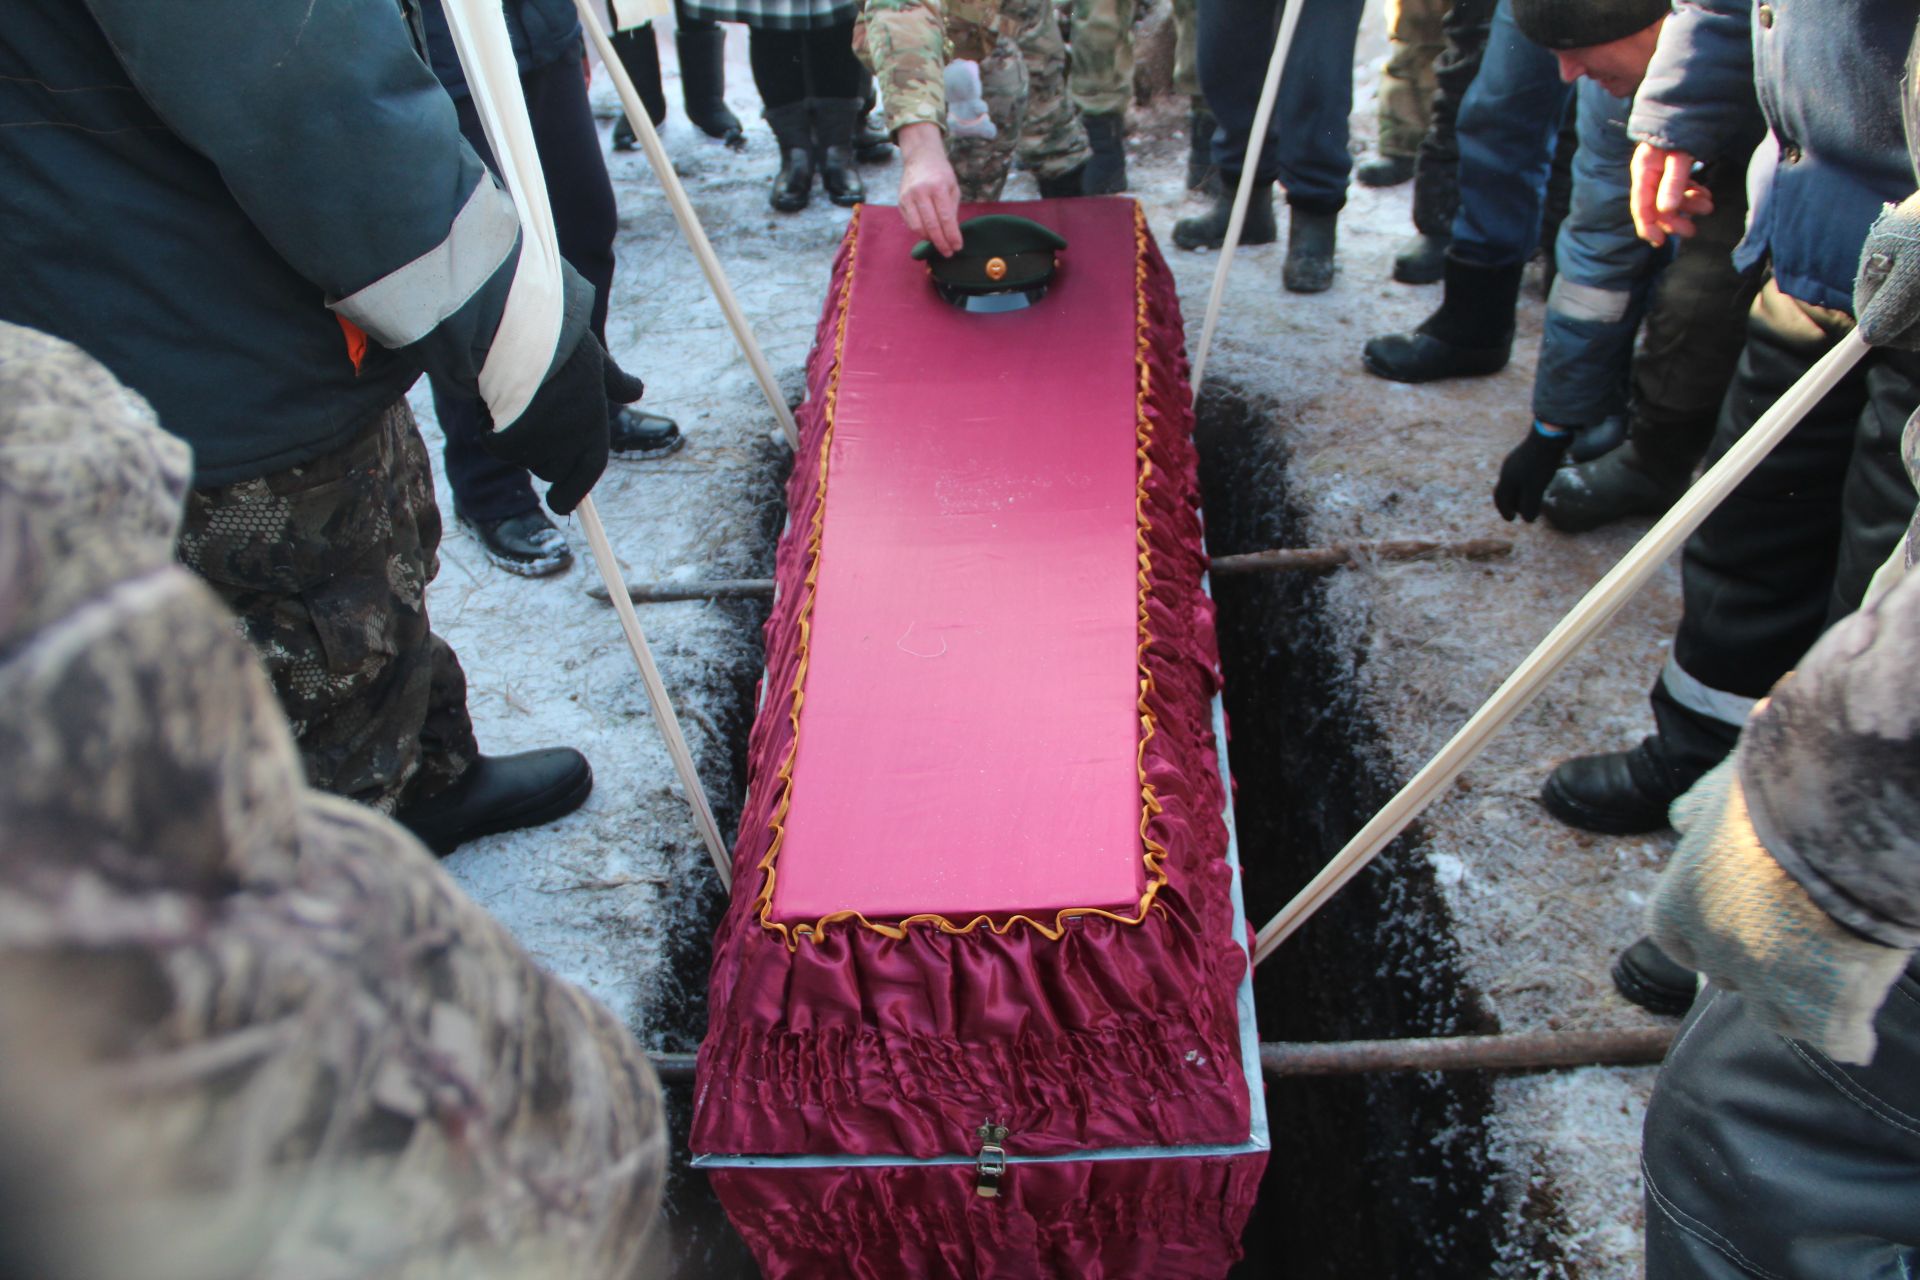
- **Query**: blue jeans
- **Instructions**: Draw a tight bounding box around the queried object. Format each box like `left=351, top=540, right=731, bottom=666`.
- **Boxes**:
left=1531, top=80, right=1668, bottom=427
left=1195, top=0, right=1367, bottom=214
left=1450, top=0, right=1572, bottom=266
left=431, top=53, right=619, bottom=524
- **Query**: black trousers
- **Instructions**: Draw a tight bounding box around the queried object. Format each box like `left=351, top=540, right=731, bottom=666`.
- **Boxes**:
left=1649, top=277, right=1920, bottom=784
left=1409, top=0, right=1496, bottom=239
left=746, top=22, right=866, bottom=112
left=431, top=52, right=620, bottom=524
left=1642, top=960, right=1920, bottom=1277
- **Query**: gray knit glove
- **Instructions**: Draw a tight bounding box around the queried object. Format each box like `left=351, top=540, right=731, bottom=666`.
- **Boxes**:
left=1855, top=192, right=1920, bottom=349
left=1648, top=760, right=1913, bottom=1065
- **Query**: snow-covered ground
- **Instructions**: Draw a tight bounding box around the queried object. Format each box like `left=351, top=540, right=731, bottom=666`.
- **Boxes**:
left=416, top=8, right=1675, bottom=1274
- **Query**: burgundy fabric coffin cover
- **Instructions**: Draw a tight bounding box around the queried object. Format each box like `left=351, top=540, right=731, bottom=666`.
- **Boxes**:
left=693, top=200, right=1263, bottom=1278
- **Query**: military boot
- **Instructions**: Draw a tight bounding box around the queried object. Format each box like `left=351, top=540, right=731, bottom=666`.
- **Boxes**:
left=396, top=749, right=595, bottom=856
left=676, top=26, right=745, bottom=148
left=1356, top=153, right=1415, bottom=187
left=812, top=98, right=866, bottom=208
left=1082, top=112, right=1129, bottom=194
left=1362, top=255, right=1522, bottom=382
left=608, top=25, right=667, bottom=152
left=766, top=102, right=814, bottom=212
left=855, top=111, right=894, bottom=163
left=1186, top=99, right=1219, bottom=193
left=1542, top=441, right=1689, bottom=533
left=1173, top=178, right=1276, bottom=251
left=1283, top=208, right=1337, bottom=293
left=1611, top=936, right=1699, bottom=1016
left=1392, top=233, right=1449, bottom=285
left=1036, top=163, right=1089, bottom=198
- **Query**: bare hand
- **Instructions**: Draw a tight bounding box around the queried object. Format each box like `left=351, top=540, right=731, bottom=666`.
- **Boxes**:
left=1629, top=143, right=1713, bottom=247
left=896, top=122, right=963, bottom=256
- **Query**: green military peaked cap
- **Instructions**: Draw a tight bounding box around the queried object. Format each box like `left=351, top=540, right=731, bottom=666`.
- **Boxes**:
left=911, top=214, right=1069, bottom=304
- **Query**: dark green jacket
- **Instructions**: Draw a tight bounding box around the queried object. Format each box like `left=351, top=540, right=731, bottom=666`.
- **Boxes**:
left=0, top=0, right=556, bottom=485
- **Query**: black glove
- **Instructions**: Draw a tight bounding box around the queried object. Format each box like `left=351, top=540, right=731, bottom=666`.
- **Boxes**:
left=1493, top=422, right=1574, bottom=522
left=484, top=333, right=644, bottom=515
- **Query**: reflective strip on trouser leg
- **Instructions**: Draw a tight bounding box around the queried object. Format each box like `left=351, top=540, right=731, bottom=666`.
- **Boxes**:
left=1546, top=276, right=1632, bottom=325
left=1659, top=655, right=1759, bottom=729
left=330, top=180, right=521, bottom=349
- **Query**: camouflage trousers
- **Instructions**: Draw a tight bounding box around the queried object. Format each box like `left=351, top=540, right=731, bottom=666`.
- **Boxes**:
left=951, top=0, right=1091, bottom=199
left=1379, top=0, right=1446, bottom=159
left=1069, top=0, right=1200, bottom=118
left=177, top=399, right=477, bottom=811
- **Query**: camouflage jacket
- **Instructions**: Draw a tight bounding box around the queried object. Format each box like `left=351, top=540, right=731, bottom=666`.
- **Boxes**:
left=856, top=0, right=1021, bottom=134
left=1737, top=415, right=1920, bottom=952
left=0, top=322, right=662, bottom=1280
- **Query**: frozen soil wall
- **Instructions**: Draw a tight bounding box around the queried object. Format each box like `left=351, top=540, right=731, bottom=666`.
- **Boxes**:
left=413, top=10, right=1675, bottom=1274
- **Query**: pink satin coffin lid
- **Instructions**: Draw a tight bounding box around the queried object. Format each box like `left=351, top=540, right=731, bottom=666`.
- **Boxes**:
left=767, top=201, right=1147, bottom=924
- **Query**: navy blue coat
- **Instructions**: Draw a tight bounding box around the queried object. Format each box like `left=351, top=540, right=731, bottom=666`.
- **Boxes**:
left=421, top=0, right=585, bottom=99
left=1629, top=0, right=1915, bottom=315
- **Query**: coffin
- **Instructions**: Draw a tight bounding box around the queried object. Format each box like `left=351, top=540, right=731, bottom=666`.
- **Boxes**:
left=691, top=198, right=1267, bottom=1279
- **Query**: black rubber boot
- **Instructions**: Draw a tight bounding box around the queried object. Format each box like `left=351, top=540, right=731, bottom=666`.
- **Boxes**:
left=812, top=98, right=866, bottom=208
left=608, top=26, right=667, bottom=152
left=1541, top=441, right=1689, bottom=533
left=1036, top=163, right=1088, bottom=198
left=1611, top=936, right=1699, bottom=1016
left=1356, top=153, right=1415, bottom=187
left=1392, top=233, right=1449, bottom=285
left=1172, top=178, right=1276, bottom=251
left=676, top=26, right=746, bottom=148
left=765, top=102, right=814, bottom=212
left=1540, top=737, right=1691, bottom=835
left=1082, top=112, right=1129, bottom=195
left=1361, top=255, right=1521, bottom=382
left=1186, top=99, right=1218, bottom=193
left=395, top=749, right=594, bottom=856
left=1283, top=207, right=1337, bottom=293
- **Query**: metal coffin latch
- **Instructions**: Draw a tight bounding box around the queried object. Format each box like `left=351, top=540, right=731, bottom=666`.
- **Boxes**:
left=974, top=1121, right=1010, bottom=1198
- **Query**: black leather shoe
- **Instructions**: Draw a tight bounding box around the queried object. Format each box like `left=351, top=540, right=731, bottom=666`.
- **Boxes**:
left=1611, top=936, right=1698, bottom=1016
left=1283, top=208, right=1336, bottom=293
left=1173, top=181, right=1276, bottom=251
left=1540, top=740, right=1683, bottom=834
left=1392, top=233, right=1448, bottom=285
left=396, top=749, right=594, bottom=856
left=461, top=510, right=572, bottom=577
left=855, top=112, right=894, bottom=163
left=608, top=406, right=684, bottom=458
left=1356, top=153, right=1415, bottom=188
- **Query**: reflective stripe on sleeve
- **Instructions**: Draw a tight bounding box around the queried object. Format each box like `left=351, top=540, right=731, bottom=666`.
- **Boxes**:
left=1546, top=277, right=1632, bottom=325
left=1660, top=655, right=1760, bottom=728
left=329, top=178, right=520, bottom=348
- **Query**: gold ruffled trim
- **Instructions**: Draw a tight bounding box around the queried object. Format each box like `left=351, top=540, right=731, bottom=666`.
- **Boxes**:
left=756, top=202, right=1169, bottom=945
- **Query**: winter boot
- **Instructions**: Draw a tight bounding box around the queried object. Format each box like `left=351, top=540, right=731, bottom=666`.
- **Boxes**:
left=1541, top=441, right=1690, bottom=533
left=1082, top=112, right=1129, bottom=195
left=812, top=98, right=867, bottom=208
left=609, top=25, right=667, bottom=152
left=1356, top=153, right=1415, bottom=188
left=1540, top=737, right=1693, bottom=835
left=676, top=26, right=746, bottom=148
left=1283, top=207, right=1337, bottom=293
left=1611, top=937, right=1699, bottom=1017
left=1361, top=255, right=1522, bottom=382
left=1186, top=99, right=1219, bottom=193
left=1172, top=179, right=1276, bottom=251
left=1036, top=164, right=1089, bottom=198
left=396, top=749, right=594, bottom=856
left=855, top=112, right=894, bottom=162
left=1392, top=233, right=1449, bottom=285
left=766, top=102, right=814, bottom=212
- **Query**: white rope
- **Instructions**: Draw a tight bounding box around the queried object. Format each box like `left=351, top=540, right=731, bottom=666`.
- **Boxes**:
left=574, top=0, right=801, bottom=450
left=1251, top=329, right=1871, bottom=966
left=1188, top=0, right=1307, bottom=404
left=444, top=0, right=732, bottom=884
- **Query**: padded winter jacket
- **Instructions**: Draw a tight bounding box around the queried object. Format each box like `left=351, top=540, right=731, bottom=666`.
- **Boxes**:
left=0, top=0, right=564, bottom=487
left=1628, top=0, right=1914, bottom=315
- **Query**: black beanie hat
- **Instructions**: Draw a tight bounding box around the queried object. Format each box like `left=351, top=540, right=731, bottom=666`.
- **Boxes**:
left=1511, top=0, right=1671, bottom=49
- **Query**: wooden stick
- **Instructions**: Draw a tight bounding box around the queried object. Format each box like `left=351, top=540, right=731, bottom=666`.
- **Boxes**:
left=575, top=496, right=733, bottom=887
left=1211, top=537, right=1512, bottom=575
left=640, top=1026, right=1672, bottom=1084
left=1189, top=0, right=1307, bottom=403
left=574, top=0, right=800, bottom=450
left=1251, top=330, right=1872, bottom=967
left=585, top=538, right=1515, bottom=604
